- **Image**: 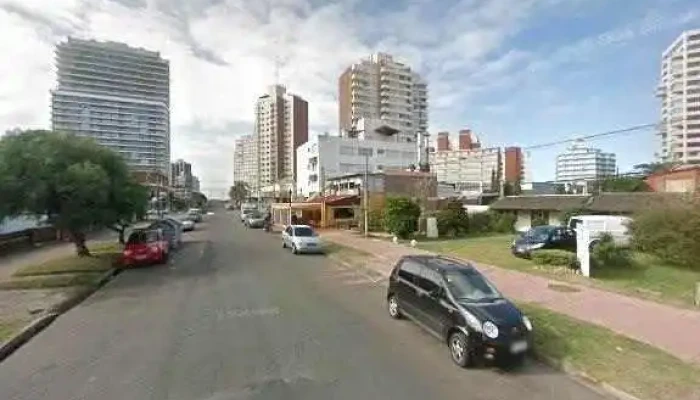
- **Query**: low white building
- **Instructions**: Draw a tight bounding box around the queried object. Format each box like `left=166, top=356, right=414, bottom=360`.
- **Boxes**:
left=296, top=133, right=417, bottom=196
left=555, top=140, right=616, bottom=183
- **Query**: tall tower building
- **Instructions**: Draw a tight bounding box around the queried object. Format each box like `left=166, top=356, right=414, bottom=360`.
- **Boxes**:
left=338, top=52, right=428, bottom=139
left=233, top=134, right=257, bottom=188
left=253, top=85, right=308, bottom=193
left=51, top=38, right=170, bottom=175
left=657, top=29, right=700, bottom=164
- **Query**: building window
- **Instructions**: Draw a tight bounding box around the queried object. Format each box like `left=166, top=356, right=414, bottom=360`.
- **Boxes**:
left=531, top=211, right=549, bottom=226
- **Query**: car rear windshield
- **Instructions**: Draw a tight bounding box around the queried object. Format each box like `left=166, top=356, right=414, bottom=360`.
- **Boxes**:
left=444, top=269, right=502, bottom=302
left=294, top=227, right=314, bottom=237
left=249, top=212, right=262, bottom=218
left=127, top=231, right=156, bottom=244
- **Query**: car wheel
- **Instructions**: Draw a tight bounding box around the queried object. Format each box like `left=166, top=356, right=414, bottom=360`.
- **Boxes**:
left=291, top=244, right=298, bottom=254
left=162, top=251, right=169, bottom=263
left=387, top=295, right=402, bottom=319
left=282, top=241, right=286, bottom=248
left=449, top=331, right=472, bottom=368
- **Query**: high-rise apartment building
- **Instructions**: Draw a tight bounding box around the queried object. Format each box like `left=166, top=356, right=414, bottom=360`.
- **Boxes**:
left=555, top=140, right=616, bottom=183
left=51, top=38, right=170, bottom=175
left=430, top=130, right=524, bottom=194
left=657, top=29, right=700, bottom=164
left=171, top=159, right=196, bottom=199
left=253, top=85, right=308, bottom=193
left=233, top=134, right=257, bottom=188
left=338, top=53, right=429, bottom=164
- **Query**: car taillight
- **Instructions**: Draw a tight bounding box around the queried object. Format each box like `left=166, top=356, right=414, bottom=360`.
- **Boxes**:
left=124, top=250, right=133, bottom=256
left=150, top=245, right=160, bottom=252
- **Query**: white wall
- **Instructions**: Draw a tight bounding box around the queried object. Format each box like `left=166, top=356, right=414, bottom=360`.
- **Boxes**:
left=514, top=211, right=531, bottom=232
left=297, top=135, right=417, bottom=196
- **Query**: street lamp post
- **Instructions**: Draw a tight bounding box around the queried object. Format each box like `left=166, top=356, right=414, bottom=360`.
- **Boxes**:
left=288, top=188, right=293, bottom=226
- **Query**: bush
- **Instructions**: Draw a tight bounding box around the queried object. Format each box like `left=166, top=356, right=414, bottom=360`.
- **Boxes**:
left=384, top=197, right=421, bottom=239
left=489, top=211, right=516, bottom=233
left=436, top=200, right=469, bottom=237
left=630, top=196, right=700, bottom=270
left=468, top=212, right=492, bottom=233
left=367, top=208, right=385, bottom=232
left=532, top=249, right=578, bottom=267
left=591, top=233, right=632, bottom=268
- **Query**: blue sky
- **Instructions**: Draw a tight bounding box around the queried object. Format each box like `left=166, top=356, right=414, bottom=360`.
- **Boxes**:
left=0, top=0, right=698, bottom=195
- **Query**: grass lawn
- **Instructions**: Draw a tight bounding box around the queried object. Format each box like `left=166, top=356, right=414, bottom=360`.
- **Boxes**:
left=522, top=303, right=700, bottom=400
left=0, top=273, right=104, bottom=290
left=12, top=248, right=120, bottom=278
left=419, top=235, right=700, bottom=308
left=0, top=319, right=27, bottom=343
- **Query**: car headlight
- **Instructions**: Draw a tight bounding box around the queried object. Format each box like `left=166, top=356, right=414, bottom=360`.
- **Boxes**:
left=482, top=321, right=499, bottom=339
left=522, top=315, right=533, bottom=331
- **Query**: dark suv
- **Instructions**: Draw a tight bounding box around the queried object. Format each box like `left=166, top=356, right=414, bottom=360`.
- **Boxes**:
left=386, top=255, right=533, bottom=367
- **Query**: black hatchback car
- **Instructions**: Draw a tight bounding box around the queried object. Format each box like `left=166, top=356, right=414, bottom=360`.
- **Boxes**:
left=511, top=225, right=576, bottom=258
left=386, top=255, right=533, bottom=367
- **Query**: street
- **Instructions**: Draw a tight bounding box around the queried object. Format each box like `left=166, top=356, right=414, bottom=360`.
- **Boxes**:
left=0, top=210, right=608, bottom=400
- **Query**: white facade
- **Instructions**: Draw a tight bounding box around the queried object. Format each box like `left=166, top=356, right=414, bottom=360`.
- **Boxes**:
left=339, top=53, right=429, bottom=164
left=657, top=29, right=700, bottom=164
left=296, top=134, right=417, bottom=196
left=555, top=141, right=616, bottom=183
left=430, top=147, right=502, bottom=194
left=51, top=38, right=170, bottom=174
left=253, top=85, right=308, bottom=195
left=233, top=134, right=257, bottom=188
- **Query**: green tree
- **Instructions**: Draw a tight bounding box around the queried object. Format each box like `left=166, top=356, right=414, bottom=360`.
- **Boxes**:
left=384, top=197, right=421, bottom=239
left=228, top=181, right=250, bottom=206
left=0, top=131, right=147, bottom=256
left=598, top=176, right=650, bottom=192
left=191, top=192, right=208, bottom=209
left=436, top=200, right=469, bottom=237
left=632, top=162, right=678, bottom=176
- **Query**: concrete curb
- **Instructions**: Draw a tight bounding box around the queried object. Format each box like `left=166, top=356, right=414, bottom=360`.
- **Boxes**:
left=0, top=267, right=120, bottom=363
left=532, top=352, right=642, bottom=400
left=0, top=313, right=58, bottom=362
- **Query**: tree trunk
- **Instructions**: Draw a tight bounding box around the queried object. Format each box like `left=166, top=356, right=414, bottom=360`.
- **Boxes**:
left=70, top=230, right=91, bottom=257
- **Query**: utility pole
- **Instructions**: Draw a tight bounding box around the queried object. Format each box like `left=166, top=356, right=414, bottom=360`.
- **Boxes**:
left=363, top=152, right=369, bottom=237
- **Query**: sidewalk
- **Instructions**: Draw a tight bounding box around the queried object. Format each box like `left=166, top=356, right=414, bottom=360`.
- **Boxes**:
left=322, top=230, right=700, bottom=366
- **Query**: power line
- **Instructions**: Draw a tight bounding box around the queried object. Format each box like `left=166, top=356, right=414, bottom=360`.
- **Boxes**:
left=523, top=123, right=658, bottom=151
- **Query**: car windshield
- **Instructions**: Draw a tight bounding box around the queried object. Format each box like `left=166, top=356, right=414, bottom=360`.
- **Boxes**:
left=444, top=269, right=503, bottom=303
left=294, top=227, right=315, bottom=237
left=523, top=226, right=555, bottom=242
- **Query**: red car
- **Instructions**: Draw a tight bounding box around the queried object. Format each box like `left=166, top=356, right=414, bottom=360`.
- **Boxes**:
left=122, top=229, right=169, bottom=267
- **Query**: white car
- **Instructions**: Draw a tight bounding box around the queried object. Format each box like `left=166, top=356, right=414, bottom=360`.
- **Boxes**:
left=181, top=219, right=195, bottom=232
left=282, top=225, right=324, bottom=254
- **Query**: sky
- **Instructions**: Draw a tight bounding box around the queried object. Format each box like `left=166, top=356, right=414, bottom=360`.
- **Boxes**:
left=0, top=0, right=699, bottom=197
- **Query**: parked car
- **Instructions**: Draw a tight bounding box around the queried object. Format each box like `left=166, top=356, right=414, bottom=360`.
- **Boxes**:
left=386, top=255, right=533, bottom=367
left=148, top=219, right=183, bottom=250
left=122, top=229, right=169, bottom=266
left=281, top=225, right=324, bottom=254
left=511, top=225, right=576, bottom=258
left=187, top=208, right=203, bottom=222
left=244, top=211, right=266, bottom=228
left=181, top=219, right=195, bottom=232
left=240, top=208, right=256, bottom=223
left=567, top=215, right=632, bottom=249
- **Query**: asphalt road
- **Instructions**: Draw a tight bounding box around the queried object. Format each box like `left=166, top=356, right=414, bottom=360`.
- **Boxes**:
left=0, top=209, right=609, bottom=400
